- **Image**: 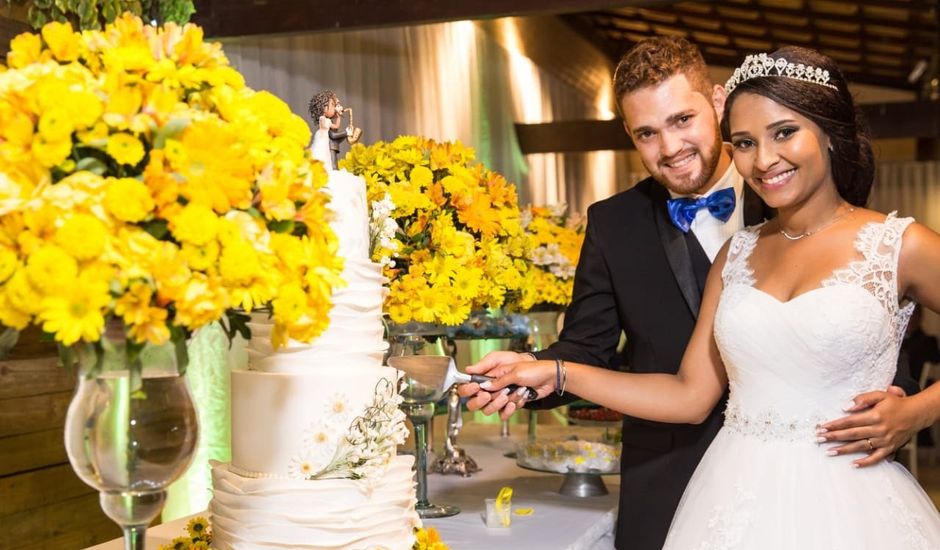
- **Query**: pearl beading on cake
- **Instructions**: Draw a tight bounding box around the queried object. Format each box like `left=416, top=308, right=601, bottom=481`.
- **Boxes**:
left=725, top=53, right=838, bottom=94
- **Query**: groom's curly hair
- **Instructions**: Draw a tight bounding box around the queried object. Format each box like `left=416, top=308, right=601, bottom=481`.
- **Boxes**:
left=613, top=36, right=714, bottom=114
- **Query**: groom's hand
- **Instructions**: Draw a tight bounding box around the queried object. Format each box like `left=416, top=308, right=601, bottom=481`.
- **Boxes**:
left=819, top=386, right=920, bottom=467
left=457, top=351, right=536, bottom=417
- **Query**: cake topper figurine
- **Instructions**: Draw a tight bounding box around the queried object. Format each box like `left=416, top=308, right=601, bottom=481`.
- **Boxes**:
left=308, top=90, right=362, bottom=170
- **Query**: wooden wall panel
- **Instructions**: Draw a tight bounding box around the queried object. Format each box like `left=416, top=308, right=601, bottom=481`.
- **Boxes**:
left=0, top=328, right=121, bottom=549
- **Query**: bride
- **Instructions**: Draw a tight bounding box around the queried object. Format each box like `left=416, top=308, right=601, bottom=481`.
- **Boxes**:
left=466, top=46, right=940, bottom=547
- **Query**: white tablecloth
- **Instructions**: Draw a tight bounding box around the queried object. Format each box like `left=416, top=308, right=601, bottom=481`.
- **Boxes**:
left=87, top=423, right=618, bottom=550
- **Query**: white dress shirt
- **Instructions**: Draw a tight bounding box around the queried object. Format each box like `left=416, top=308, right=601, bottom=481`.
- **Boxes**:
left=668, top=149, right=744, bottom=262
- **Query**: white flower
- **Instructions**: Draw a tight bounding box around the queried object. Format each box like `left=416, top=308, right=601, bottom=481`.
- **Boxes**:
left=369, top=193, right=401, bottom=261
left=549, top=202, right=568, bottom=218
left=324, top=392, right=352, bottom=421
left=520, top=208, right=533, bottom=229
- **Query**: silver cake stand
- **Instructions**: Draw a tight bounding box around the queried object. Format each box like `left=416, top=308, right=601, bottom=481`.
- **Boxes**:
left=512, top=457, right=616, bottom=497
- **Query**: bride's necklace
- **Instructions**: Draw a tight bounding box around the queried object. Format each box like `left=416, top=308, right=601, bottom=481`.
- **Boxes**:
left=779, top=206, right=856, bottom=241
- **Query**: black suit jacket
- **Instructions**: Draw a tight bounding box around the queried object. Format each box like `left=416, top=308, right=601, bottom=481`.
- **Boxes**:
left=530, top=177, right=769, bottom=550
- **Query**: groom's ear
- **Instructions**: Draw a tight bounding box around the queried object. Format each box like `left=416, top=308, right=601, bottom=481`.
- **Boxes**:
left=711, top=85, right=728, bottom=123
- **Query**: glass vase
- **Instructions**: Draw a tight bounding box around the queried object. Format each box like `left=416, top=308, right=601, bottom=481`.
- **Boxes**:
left=63, top=324, right=199, bottom=550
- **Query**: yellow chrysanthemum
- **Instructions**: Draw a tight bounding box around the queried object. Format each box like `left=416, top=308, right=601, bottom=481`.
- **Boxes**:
left=41, top=22, right=81, bottom=62
left=55, top=213, right=107, bottom=261
left=170, top=203, right=218, bottom=246
left=0, top=246, right=19, bottom=284
left=171, top=119, right=255, bottom=213
left=4, top=270, right=41, bottom=316
left=106, top=133, right=146, bottom=166
left=218, top=238, right=261, bottom=285
left=114, top=282, right=154, bottom=326
left=39, top=273, right=110, bottom=345
left=115, top=283, right=170, bottom=345
left=414, top=526, right=449, bottom=550
left=24, top=244, right=78, bottom=293
left=271, top=282, right=307, bottom=325
left=37, top=108, right=75, bottom=142
left=104, top=177, right=155, bottom=222
left=30, top=135, right=72, bottom=168
left=180, top=241, right=219, bottom=272
left=6, top=32, right=43, bottom=68
left=173, top=272, right=228, bottom=329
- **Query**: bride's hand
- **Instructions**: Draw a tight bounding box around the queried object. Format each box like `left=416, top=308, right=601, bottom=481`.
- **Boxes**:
left=818, top=386, right=925, bottom=467
left=464, top=357, right=556, bottom=420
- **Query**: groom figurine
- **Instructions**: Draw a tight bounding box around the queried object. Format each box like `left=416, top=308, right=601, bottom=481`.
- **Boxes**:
left=308, top=90, right=356, bottom=168
left=461, top=36, right=918, bottom=550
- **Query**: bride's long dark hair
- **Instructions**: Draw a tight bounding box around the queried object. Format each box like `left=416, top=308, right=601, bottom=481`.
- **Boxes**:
left=721, top=46, right=874, bottom=207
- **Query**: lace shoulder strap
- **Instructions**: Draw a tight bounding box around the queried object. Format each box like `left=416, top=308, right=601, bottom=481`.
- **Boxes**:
left=827, top=211, right=915, bottom=343
left=721, top=223, right=763, bottom=288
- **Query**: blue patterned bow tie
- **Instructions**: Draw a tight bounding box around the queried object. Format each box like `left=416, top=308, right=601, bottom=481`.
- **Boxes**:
left=666, top=187, right=736, bottom=233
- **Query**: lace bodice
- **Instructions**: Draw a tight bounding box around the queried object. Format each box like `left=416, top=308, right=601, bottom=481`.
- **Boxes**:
left=715, top=212, right=915, bottom=434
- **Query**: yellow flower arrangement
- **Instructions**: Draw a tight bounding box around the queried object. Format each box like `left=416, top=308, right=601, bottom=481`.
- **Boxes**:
left=158, top=516, right=449, bottom=550
left=342, top=136, right=528, bottom=326
left=0, top=15, right=342, bottom=358
left=158, top=516, right=211, bottom=550
left=413, top=526, right=449, bottom=550
left=516, top=204, right=586, bottom=311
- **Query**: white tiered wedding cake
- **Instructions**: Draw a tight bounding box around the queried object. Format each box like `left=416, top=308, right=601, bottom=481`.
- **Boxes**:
left=209, top=168, right=419, bottom=549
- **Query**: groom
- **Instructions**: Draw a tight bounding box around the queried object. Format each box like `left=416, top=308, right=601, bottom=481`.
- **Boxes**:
left=461, top=37, right=918, bottom=550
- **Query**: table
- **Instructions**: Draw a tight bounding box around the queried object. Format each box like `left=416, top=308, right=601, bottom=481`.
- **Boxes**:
left=87, top=423, right=618, bottom=550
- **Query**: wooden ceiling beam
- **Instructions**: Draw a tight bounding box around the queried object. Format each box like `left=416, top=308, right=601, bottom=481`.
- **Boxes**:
left=515, top=101, right=940, bottom=154
left=596, top=7, right=936, bottom=48
left=593, top=19, right=923, bottom=67
left=190, top=0, right=682, bottom=38
left=670, top=1, right=940, bottom=35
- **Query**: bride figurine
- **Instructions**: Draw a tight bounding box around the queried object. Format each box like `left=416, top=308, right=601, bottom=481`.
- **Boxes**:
left=308, top=90, right=360, bottom=170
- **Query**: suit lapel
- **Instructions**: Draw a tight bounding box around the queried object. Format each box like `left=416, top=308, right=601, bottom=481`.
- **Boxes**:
left=652, top=184, right=702, bottom=318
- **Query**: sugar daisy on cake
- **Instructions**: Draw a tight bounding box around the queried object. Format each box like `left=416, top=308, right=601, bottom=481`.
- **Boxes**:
left=209, top=92, right=419, bottom=549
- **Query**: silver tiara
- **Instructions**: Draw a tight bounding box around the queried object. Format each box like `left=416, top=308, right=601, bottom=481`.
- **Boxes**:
left=724, top=53, right=838, bottom=94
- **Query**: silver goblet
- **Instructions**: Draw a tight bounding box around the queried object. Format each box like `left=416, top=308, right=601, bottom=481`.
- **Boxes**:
left=398, top=370, right=460, bottom=518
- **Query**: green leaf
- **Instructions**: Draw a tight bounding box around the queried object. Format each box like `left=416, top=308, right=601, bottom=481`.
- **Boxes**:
left=142, top=219, right=168, bottom=239
left=77, top=0, right=96, bottom=22
left=27, top=7, right=48, bottom=29
left=75, top=156, right=108, bottom=175
left=100, top=0, right=117, bottom=22
left=33, top=0, right=52, bottom=9
left=226, top=310, right=252, bottom=343
left=170, top=325, right=189, bottom=375
left=158, top=0, right=194, bottom=24
left=267, top=219, right=294, bottom=234
left=153, top=117, right=190, bottom=149
left=56, top=344, right=77, bottom=374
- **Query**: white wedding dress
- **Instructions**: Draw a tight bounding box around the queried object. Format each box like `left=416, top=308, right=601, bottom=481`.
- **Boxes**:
left=663, top=213, right=940, bottom=550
